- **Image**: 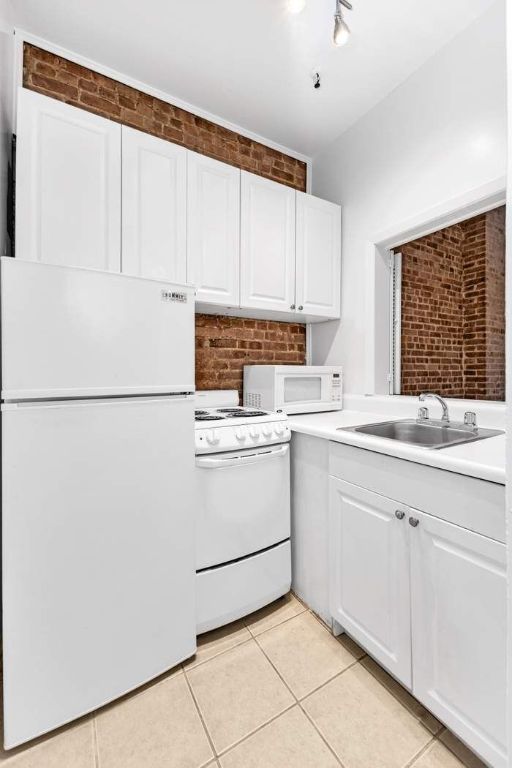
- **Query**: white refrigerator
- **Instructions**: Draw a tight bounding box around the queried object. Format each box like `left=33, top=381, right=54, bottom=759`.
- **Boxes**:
left=1, top=258, right=197, bottom=748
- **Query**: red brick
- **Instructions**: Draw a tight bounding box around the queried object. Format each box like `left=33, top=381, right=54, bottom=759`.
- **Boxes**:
left=23, top=43, right=307, bottom=193
left=397, top=207, right=505, bottom=400
left=195, top=315, right=306, bottom=400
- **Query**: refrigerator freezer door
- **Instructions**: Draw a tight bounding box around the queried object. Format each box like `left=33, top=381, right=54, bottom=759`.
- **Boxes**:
left=2, top=395, right=196, bottom=748
left=1, top=258, right=195, bottom=400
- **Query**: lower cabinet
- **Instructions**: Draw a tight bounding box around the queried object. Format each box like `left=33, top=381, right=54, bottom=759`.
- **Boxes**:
left=329, top=476, right=507, bottom=768
left=411, top=511, right=507, bottom=768
left=329, top=479, right=412, bottom=686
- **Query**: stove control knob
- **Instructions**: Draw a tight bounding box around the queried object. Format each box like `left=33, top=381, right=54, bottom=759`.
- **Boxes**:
left=206, top=429, right=220, bottom=445
left=274, top=422, right=285, bottom=437
left=235, top=427, right=247, bottom=442
left=249, top=426, right=260, bottom=440
left=262, top=424, right=273, bottom=438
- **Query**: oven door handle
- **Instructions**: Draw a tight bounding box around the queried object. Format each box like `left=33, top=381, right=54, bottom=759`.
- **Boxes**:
left=196, top=443, right=289, bottom=469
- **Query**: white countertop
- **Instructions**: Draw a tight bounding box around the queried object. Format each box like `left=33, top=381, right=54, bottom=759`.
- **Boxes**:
left=288, top=410, right=506, bottom=485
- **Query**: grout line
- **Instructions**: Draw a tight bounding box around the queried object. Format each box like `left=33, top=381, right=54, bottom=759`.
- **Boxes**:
left=403, top=735, right=437, bottom=768
left=252, top=628, right=346, bottom=768
left=214, top=702, right=297, bottom=759
left=244, top=605, right=308, bottom=639
left=297, top=658, right=361, bottom=703
left=298, top=702, right=348, bottom=768
left=184, top=636, right=254, bottom=672
left=182, top=666, right=218, bottom=761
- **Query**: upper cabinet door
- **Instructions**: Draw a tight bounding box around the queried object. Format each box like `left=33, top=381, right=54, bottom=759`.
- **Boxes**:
left=187, top=152, right=240, bottom=305
left=122, top=126, right=187, bottom=283
left=240, top=171, right=295, bottom=313
left=410, top=511, right=507, bottom=768
left=329, top=478, right=412, bottom=688
left=295, top=192, right=341, bottom=319
left=15, top=88, right=121, bottom=271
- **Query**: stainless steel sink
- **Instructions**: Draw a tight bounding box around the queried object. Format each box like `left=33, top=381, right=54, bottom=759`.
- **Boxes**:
left=338, top=419, right=503, bottom=450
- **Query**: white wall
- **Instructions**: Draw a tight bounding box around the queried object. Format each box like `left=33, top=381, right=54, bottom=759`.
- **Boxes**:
left=0, top=0, right=13, bottom=257
left=311, top=0, right=507, bottom=394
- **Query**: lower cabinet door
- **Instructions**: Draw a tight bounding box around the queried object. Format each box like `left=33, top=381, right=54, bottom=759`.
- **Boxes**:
left=329, top=478, right=412, bottom=687
left=410, top=511, right=507, bottom=768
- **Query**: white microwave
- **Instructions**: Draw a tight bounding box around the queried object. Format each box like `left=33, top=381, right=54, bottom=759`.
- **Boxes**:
left=243, top=365, right=343, bottom=415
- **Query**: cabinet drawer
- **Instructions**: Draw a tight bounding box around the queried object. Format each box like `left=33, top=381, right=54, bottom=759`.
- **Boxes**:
left=329, top=442, right=505, bottom=543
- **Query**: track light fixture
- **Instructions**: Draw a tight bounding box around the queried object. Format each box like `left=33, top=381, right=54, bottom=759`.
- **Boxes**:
left=333, top=0, right=352, bottom=47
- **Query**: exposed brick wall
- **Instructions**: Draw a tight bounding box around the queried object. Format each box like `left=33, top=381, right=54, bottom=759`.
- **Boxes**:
left=195, top=316, right=306, bottom=399
left=397, top=206, right=505, bottom=400
left=484, top=207, right=506, bottom=400
left=23, top=44, right=309, bottom=398
left=23, top=44, right=307, bottom=191
left=400, top=225, right=464, bottom=397
left=462, top=214, right=487, bottom=399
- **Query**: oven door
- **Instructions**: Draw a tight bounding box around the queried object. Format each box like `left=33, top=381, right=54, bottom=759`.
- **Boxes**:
left=195, top=443, right=290, bottom=570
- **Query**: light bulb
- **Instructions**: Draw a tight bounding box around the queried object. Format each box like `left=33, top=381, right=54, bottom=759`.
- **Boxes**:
left=287, top=0, right=306, bottom=13
left=333, top=12, right=350, bottom=46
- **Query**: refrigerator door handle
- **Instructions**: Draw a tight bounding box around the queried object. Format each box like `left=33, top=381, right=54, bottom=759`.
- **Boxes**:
left=2, top=393, right=195, bottom=411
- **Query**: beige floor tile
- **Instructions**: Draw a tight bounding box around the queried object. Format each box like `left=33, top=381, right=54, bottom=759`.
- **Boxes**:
left=244, top=593, right=306, bottom=637
left=303, top=663, right=431, bottom=768
left=186, top=639, right=294, bottom=754
left=438, top=730, right=487, bottom=768
left=0, top=721, right=94, bottom=767
left=185, top=620, right=251, bottom=669
left=219, top=707, right=339, bottom=768
left=411, top=741, right=465, bottom=768
left=96, top=673, right=213, bottom=768
left=257, top=611, right=357, bottom=699
left=361, top=656, right=443, bottom=735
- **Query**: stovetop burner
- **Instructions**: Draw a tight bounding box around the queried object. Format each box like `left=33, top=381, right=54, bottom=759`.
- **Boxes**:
left=229, top=411, right=268, bottom=418
left=195, top=410, right=209, bottom=416
left=195, top=414, right=225, bottom=422
left=216, top=407, right=244, bottom=413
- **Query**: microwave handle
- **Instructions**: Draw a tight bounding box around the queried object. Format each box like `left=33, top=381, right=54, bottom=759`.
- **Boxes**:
left=196, top=443, right=289, bottom=469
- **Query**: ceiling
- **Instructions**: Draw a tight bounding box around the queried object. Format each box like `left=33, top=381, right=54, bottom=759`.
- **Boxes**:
left=11, top=0, right=499, bottom=157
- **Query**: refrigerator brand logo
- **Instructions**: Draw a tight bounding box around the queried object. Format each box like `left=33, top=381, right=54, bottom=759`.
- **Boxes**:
left=161, top=290, right=187, bottom=303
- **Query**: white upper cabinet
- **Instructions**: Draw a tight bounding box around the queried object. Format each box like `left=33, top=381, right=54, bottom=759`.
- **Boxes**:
left=296, top=192, right=341, bottom=318
left=122, top=126, right=187, bottom=283
left=410, top=511, right=507, bottom=768
left=15, top=88, right=121, bottom=271
left=240, top=171, right=296, bottom=313
left=15, top=89, right=341, bottom=320
left=329, top=478, right=412, bottom=687
left=187, top=152, right=240, bottom=305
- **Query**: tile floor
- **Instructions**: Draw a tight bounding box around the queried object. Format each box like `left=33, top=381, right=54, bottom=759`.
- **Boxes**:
left=0, top=593, right=487, bottom=768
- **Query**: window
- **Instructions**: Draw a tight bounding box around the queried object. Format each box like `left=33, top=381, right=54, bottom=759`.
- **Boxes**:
left=389, top=206, right=505, bottom=401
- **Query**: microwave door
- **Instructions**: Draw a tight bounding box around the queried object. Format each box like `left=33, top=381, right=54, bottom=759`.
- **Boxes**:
left=282, top=375, right=323, bottom=406
left=277, top=371, right=341, bottom=414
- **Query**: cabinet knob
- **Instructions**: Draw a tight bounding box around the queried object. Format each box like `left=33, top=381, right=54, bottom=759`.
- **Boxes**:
left=409, top=517, right=420, bottom=528
left=395, top=510, right=405, bottom=520
left=290, top=304, right=296, bottom=310
left=298, top=305, right=304, bottom=311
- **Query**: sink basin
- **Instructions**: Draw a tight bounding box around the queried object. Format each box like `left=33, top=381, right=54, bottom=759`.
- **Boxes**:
left=338, top=419, right=503, bottom=450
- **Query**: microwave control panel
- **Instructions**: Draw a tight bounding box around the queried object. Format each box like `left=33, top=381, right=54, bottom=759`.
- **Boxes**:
left=331, top=373, right=342, bottom=401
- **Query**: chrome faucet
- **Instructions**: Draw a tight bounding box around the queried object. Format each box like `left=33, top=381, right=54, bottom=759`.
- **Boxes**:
left=418, top=392, right=450, bottom=422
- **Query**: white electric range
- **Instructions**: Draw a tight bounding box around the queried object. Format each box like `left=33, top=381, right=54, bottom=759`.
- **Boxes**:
left=194, top=390, right=291, bottom=633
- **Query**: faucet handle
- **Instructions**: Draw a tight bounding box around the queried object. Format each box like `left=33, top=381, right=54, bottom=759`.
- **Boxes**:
left=417, top=406, right=429, bottom=420
left=464, top=411, right=477, bottom=429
